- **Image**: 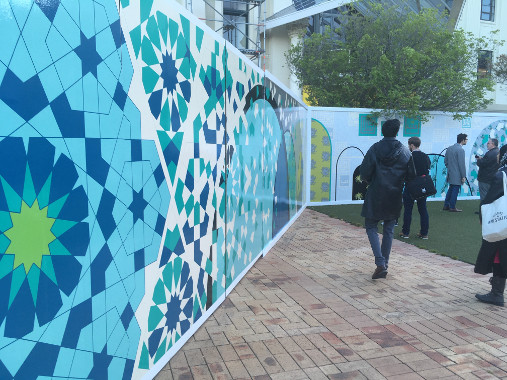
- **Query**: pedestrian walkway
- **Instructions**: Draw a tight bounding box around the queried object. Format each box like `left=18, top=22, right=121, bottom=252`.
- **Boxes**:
left=156, top=209, right=507, bottom=380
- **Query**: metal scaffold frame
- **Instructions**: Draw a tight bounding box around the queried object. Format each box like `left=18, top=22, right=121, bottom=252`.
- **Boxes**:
left=185, top=0, right=266, bottom=67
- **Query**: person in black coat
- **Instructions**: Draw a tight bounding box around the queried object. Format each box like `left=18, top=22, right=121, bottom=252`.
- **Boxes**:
left=360, top=119, right=412, bottom=279
left=476, top=138, right=499, bottom=201
left=400, top=137, right=431, bottom=239
left=475, top=144, right=507, bottom=306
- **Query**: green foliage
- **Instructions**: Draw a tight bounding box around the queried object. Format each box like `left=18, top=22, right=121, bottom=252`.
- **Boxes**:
left=493, top=54, right=507, bottom=84
left=286, top=3, right=499, bottom=121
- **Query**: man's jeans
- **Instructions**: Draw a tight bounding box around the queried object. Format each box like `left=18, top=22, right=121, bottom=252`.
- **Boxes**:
left=402, top=189, right=429, bottom=236
left=365, top=218, right=396, bottom=269
left=479, top=181, right=491, bottom=202
left=444, top=184, right=461, bottom=209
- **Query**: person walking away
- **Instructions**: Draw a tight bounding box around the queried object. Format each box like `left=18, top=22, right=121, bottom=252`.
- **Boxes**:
left=360, top=119, right=412, bottom=279
left=475, top=144, right=507, bottom=306
left=443, top=133, right=467, bottom=212
left=476, top=138, right=499, bottom=201
left=400, top=137, right=431, bottom=239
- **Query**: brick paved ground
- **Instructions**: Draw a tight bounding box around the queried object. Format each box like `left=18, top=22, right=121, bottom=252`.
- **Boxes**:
left=156, top=209, right=507, bottom=380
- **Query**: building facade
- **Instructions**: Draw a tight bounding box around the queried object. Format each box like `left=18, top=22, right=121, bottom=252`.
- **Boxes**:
left=183, top=0, right=507, bottom=112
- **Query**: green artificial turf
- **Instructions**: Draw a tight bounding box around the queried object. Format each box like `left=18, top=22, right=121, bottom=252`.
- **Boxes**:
left=309, top=199, right=482, bottom=264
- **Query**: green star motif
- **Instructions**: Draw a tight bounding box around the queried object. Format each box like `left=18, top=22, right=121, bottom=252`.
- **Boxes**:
left=4, top=199, right=56, bottom=274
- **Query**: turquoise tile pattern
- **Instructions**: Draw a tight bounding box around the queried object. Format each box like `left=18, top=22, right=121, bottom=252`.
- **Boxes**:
left=0, top=1, right=308, bottom=379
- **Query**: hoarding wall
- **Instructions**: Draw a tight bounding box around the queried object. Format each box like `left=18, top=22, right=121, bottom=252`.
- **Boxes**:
left=310, top=108, right=507, bottom=203
left=0, top=1, right=307, bottom=379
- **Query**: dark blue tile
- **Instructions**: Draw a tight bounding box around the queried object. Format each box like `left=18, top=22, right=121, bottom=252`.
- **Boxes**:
left=35, top=271, right=63, bottom=326
left=50, top=93, right=85, bottom=137
left=134, top=248, right=145, bottom=271
left=85, top=138, right=110, bottom=186
left=91, top=244, right=113, bottom=296
left=0, top=69, right=49, bottom=121
left=110, top=19, right=126, bottom=49
left=113, top=82, right=127, bottom=110
left=62, top=299, right=92, bottom=348
left=15, top=342, right=59, bottom=379
left=96, top=189, right=116, bottom=240
left=74, top=32, right=102, bottom=78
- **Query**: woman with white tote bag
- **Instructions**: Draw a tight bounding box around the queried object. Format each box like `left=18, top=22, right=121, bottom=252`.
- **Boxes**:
left=474, top=144, right=507, bottom=306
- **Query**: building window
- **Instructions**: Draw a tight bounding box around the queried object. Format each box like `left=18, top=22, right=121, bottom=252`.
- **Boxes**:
left=481, top=0, right=495, bottom=22
left=223, top=0, right=248, bottom=50
left=477, top=50, right=493, bottom=78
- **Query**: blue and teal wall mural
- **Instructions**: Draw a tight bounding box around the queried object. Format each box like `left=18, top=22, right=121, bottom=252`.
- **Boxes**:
left=0, top=1, right=307, bottom=379
left=6, top=0, right=505, bottom=377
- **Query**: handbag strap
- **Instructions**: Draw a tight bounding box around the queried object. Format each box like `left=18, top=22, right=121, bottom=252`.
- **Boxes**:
left=411, top=155, right=418, bottom=176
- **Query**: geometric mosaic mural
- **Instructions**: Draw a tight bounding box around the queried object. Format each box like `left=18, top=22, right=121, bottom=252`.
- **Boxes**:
left=0, top=1, right=308, bottom=379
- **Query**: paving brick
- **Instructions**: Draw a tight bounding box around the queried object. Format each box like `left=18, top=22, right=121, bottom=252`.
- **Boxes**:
left=277, top=336, right=301, bottom=353
left=168, top=367, right=192, bottom=380
left=169, top=351, right=188, bottom=370
left=320, top=364, right=341, bottom=376
left=292, top=334, right=316, bottom=350
left=367, top=355, right=401, bottom=367
left=305, top=348, right=331, bottom=366
left=387, top=372, right=424, bottom=380
left=288, top=350, right=315, bottom=369
left=217, top=344, right=239, bottom=362
left=270, top=369, right=311, bottom=380
left=274, top=353, right=300, bottom=371
left=233, top=343, right=256, bottom=360
left=224, top=360, right=250, bottom=379
left=376, top=363, right=413, bottom=377
left=417, top=367, right=457, bottom=379
left=320, top=346, right=348, bottom=363
left=242, top=357, right=268, bottom=377
left=153, top=369, right=174, bottom=380
left=406, top=358, right=442, bottom=371
left=189, top=365, right=213, bottom=379
left=328, top=370, right=368, bottom=379
left=201, top=346, right=223, bottom=364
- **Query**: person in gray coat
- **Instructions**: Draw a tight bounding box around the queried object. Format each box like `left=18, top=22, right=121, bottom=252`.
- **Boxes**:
left=360, top=119, right=412, bottom=279
left=443, top=133, right=468, bottom=212
left=476, top=138, right=499, bottom=201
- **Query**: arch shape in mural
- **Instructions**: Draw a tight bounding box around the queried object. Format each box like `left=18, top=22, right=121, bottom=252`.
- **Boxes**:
left=310, top=119, right=332, bottom=202
left=334, top=146, right=365, bottom=201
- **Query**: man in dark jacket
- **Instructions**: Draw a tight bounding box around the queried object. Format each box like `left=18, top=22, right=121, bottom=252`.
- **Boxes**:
left=400, top=137, right=431, bottom=240
left=360, top=119, right=412, bottom=279
left=476, top=138, right=499, bottom=201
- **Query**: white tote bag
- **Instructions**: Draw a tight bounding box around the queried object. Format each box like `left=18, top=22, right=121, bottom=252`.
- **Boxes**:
left=482, top=171, right=507, bottom=242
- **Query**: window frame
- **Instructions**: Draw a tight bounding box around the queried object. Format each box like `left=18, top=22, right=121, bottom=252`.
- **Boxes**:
left=477, top=50, right=493, bottom=79
left=223, top=0, right=249, bottom=50
left=480, top=0, right=495, bottom=22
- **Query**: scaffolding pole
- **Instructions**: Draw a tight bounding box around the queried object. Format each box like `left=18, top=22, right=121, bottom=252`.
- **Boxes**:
left=199, top=0, right=265, bottom=63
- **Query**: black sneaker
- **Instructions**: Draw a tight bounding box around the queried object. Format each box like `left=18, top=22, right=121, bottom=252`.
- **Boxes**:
left=372, top=266, right=387, bottom=279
